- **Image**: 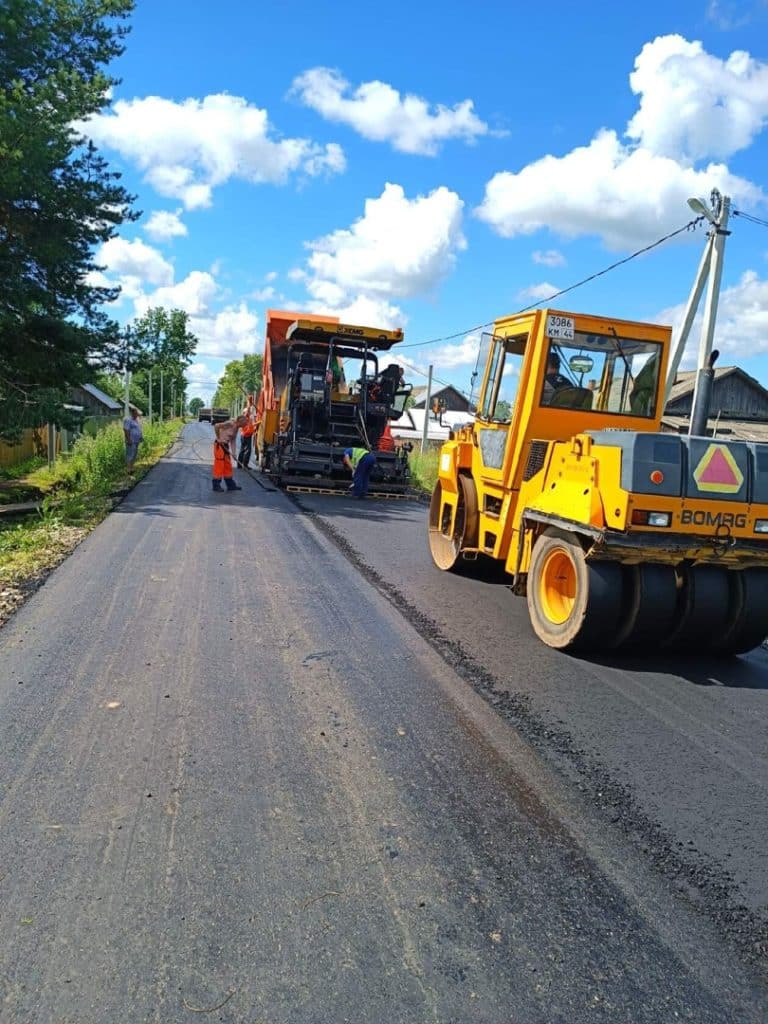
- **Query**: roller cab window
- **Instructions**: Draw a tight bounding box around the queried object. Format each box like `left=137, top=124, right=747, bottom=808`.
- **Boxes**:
left=478, top=333, right=527, bottom=422
left=540, top=332, right=662, bottom=417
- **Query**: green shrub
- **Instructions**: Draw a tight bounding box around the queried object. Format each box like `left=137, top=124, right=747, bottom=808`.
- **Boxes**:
left=408, top=448, right=439, bottom=493
left=65, top=424, right=126, bottom=492
left=26, top=417, right=180, bottom=502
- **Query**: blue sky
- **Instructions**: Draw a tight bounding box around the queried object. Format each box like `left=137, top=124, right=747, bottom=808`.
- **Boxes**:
left=84, top=0, right=768, bottom=404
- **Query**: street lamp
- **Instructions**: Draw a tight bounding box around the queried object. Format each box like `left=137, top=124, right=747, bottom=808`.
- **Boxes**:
left=666, top=189, right=731, bottom=435
left=688, top=191, right=724, bottom=227
left=687, top=196, right=716, bottom=223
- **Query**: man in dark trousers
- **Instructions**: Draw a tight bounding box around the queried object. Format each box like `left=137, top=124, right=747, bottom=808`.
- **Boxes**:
left=343, top=445, right=376, bottom=499
left=237, top=395, right=256, bottom=469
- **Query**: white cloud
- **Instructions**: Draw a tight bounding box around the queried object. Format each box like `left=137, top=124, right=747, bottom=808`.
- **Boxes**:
left=139, top=270, right=218, bottom=317
left=658, top=269, right=768, bottom=365
left=265, top=271, right=278, bottom=282
left=303, top=142, right=346, bottom=176
left=142, top=165, right=212, bottom=210
left=84, top=268, right=114, bottom=290
left=533, top=249, right=565, bottom=267
left=301, top=183, right=465, bottom=326
left=186, top=361, right=220, bottom=387
left=84, top=93, right=346, bottom=208
left=93, top=233, right=263, bottom=362
left=427, top=332, right=483, bottom=370
left=476, top=128, right=762, bottom=249
left=97, top=237, right=174, bottom=286
left=477, top=35, right=767, bottom=250
left=518, top=281, right=560, bottom=302
left=324, top=294, right=404, bottom=329
left=185, top=359, right=221, bottom=403
left=190, top=303, right=260, bottom=359
left=626, top=35, right=768, bottom=162
left=252, top=285, right=276, bottom=302
left=291, top=67, right=489, bottom=155
left=706, top=0, right=753, bottom=30
left=143, top=209, right=188, bottom=242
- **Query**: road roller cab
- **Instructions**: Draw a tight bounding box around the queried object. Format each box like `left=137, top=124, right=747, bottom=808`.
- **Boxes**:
left=428, top=307, right=768, bottom=655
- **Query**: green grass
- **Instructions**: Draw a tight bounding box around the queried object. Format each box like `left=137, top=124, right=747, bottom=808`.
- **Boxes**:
left=0, top=455, right=48, bottom=505
left=408, top=448, right=439, bottom=493
left=0, top=455, right=46, bottom=481
left=28, top=418, right=180, bottom=504
left=0, top=419, right=182, bottom=624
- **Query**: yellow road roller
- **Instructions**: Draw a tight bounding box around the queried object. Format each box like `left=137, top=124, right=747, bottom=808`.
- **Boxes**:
left=428, top=308, right=768, bottom=654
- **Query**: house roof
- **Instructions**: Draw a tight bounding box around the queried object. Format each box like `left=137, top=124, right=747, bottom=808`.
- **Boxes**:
left=81, top=383, right=122, bottom=411
left=666, top=366, right=768, bottom=407
left=410, top=383, right=470, bottom=406
left=390, top=408, right=475, bottom=442
left=662, top=414, right=768, bottom=443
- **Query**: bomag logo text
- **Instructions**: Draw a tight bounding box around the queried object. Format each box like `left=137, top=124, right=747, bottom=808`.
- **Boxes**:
left=680, top=510, right=746, bottom=528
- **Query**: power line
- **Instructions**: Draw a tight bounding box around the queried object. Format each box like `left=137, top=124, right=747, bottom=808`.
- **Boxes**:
left=733, top=209, right=768, bottom=230
left=397, top=216, right=705, bottom=351
left=396, top=355, right=473, bottom=400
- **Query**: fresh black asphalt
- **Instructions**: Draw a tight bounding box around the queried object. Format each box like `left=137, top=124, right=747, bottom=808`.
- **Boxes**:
left=0, top=422, right=765, bottom=1022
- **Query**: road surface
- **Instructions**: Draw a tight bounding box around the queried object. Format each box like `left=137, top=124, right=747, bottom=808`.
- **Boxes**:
left=0, top=422, right=765, bottom=1023
left=294, top=487, right=768, bottom=941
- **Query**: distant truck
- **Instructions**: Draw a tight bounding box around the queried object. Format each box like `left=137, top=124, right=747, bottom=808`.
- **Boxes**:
left=198, top=407, right=229, bottom=423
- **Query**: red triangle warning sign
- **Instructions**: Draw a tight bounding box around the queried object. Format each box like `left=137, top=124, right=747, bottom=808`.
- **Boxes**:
left=693, top=444, right=743, bottom=493
left=699, top=447, right=737, bottom=485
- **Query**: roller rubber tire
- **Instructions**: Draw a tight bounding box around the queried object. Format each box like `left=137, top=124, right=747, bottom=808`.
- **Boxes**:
left=527, top=528, right=623, bottom=652
left=710, top=568, right=768, bottom=656
left=614, top=564, right=678, bottom=650
left=665, top=565, right=731, bottom=651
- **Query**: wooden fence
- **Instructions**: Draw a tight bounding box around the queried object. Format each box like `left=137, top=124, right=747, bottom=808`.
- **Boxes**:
left=0, top=427, right=56, bottom=469
left=0, top=416, right=122, bottom=470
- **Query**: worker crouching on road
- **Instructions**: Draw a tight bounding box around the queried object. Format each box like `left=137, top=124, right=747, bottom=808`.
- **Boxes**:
left=212, top=414, right=247, bottom=492
left=343, top=445, right=376, bottom=500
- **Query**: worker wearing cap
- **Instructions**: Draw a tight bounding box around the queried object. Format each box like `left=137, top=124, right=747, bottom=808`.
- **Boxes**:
left=237, top=395, right=256, bottom=469
left=343, top=445, right=376, bottom=500
left=213, top=414, right=247, bottom=492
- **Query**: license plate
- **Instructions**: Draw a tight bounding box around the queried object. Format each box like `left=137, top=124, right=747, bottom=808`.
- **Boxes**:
left=546, top=314, right=574, bottom=340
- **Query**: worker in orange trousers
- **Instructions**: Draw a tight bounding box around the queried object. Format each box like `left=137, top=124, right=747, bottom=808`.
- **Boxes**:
left=212, top=414, right=247, bottom=492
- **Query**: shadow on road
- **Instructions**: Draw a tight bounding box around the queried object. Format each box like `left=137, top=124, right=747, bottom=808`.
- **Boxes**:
left=111, top=457, right=304, bottom=518
left=292, top=493, right=427, bottom=525
left=588, top=648, right=768, bottom=690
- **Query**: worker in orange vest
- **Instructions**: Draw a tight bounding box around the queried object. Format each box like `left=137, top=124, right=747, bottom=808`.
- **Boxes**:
left=213, top=414, right=247, bottom=491
left=237, top=394, right=256, bottom=469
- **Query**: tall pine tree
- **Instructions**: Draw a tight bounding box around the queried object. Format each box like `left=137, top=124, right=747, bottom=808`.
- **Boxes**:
left=0, top=0, right=137, bottom=438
